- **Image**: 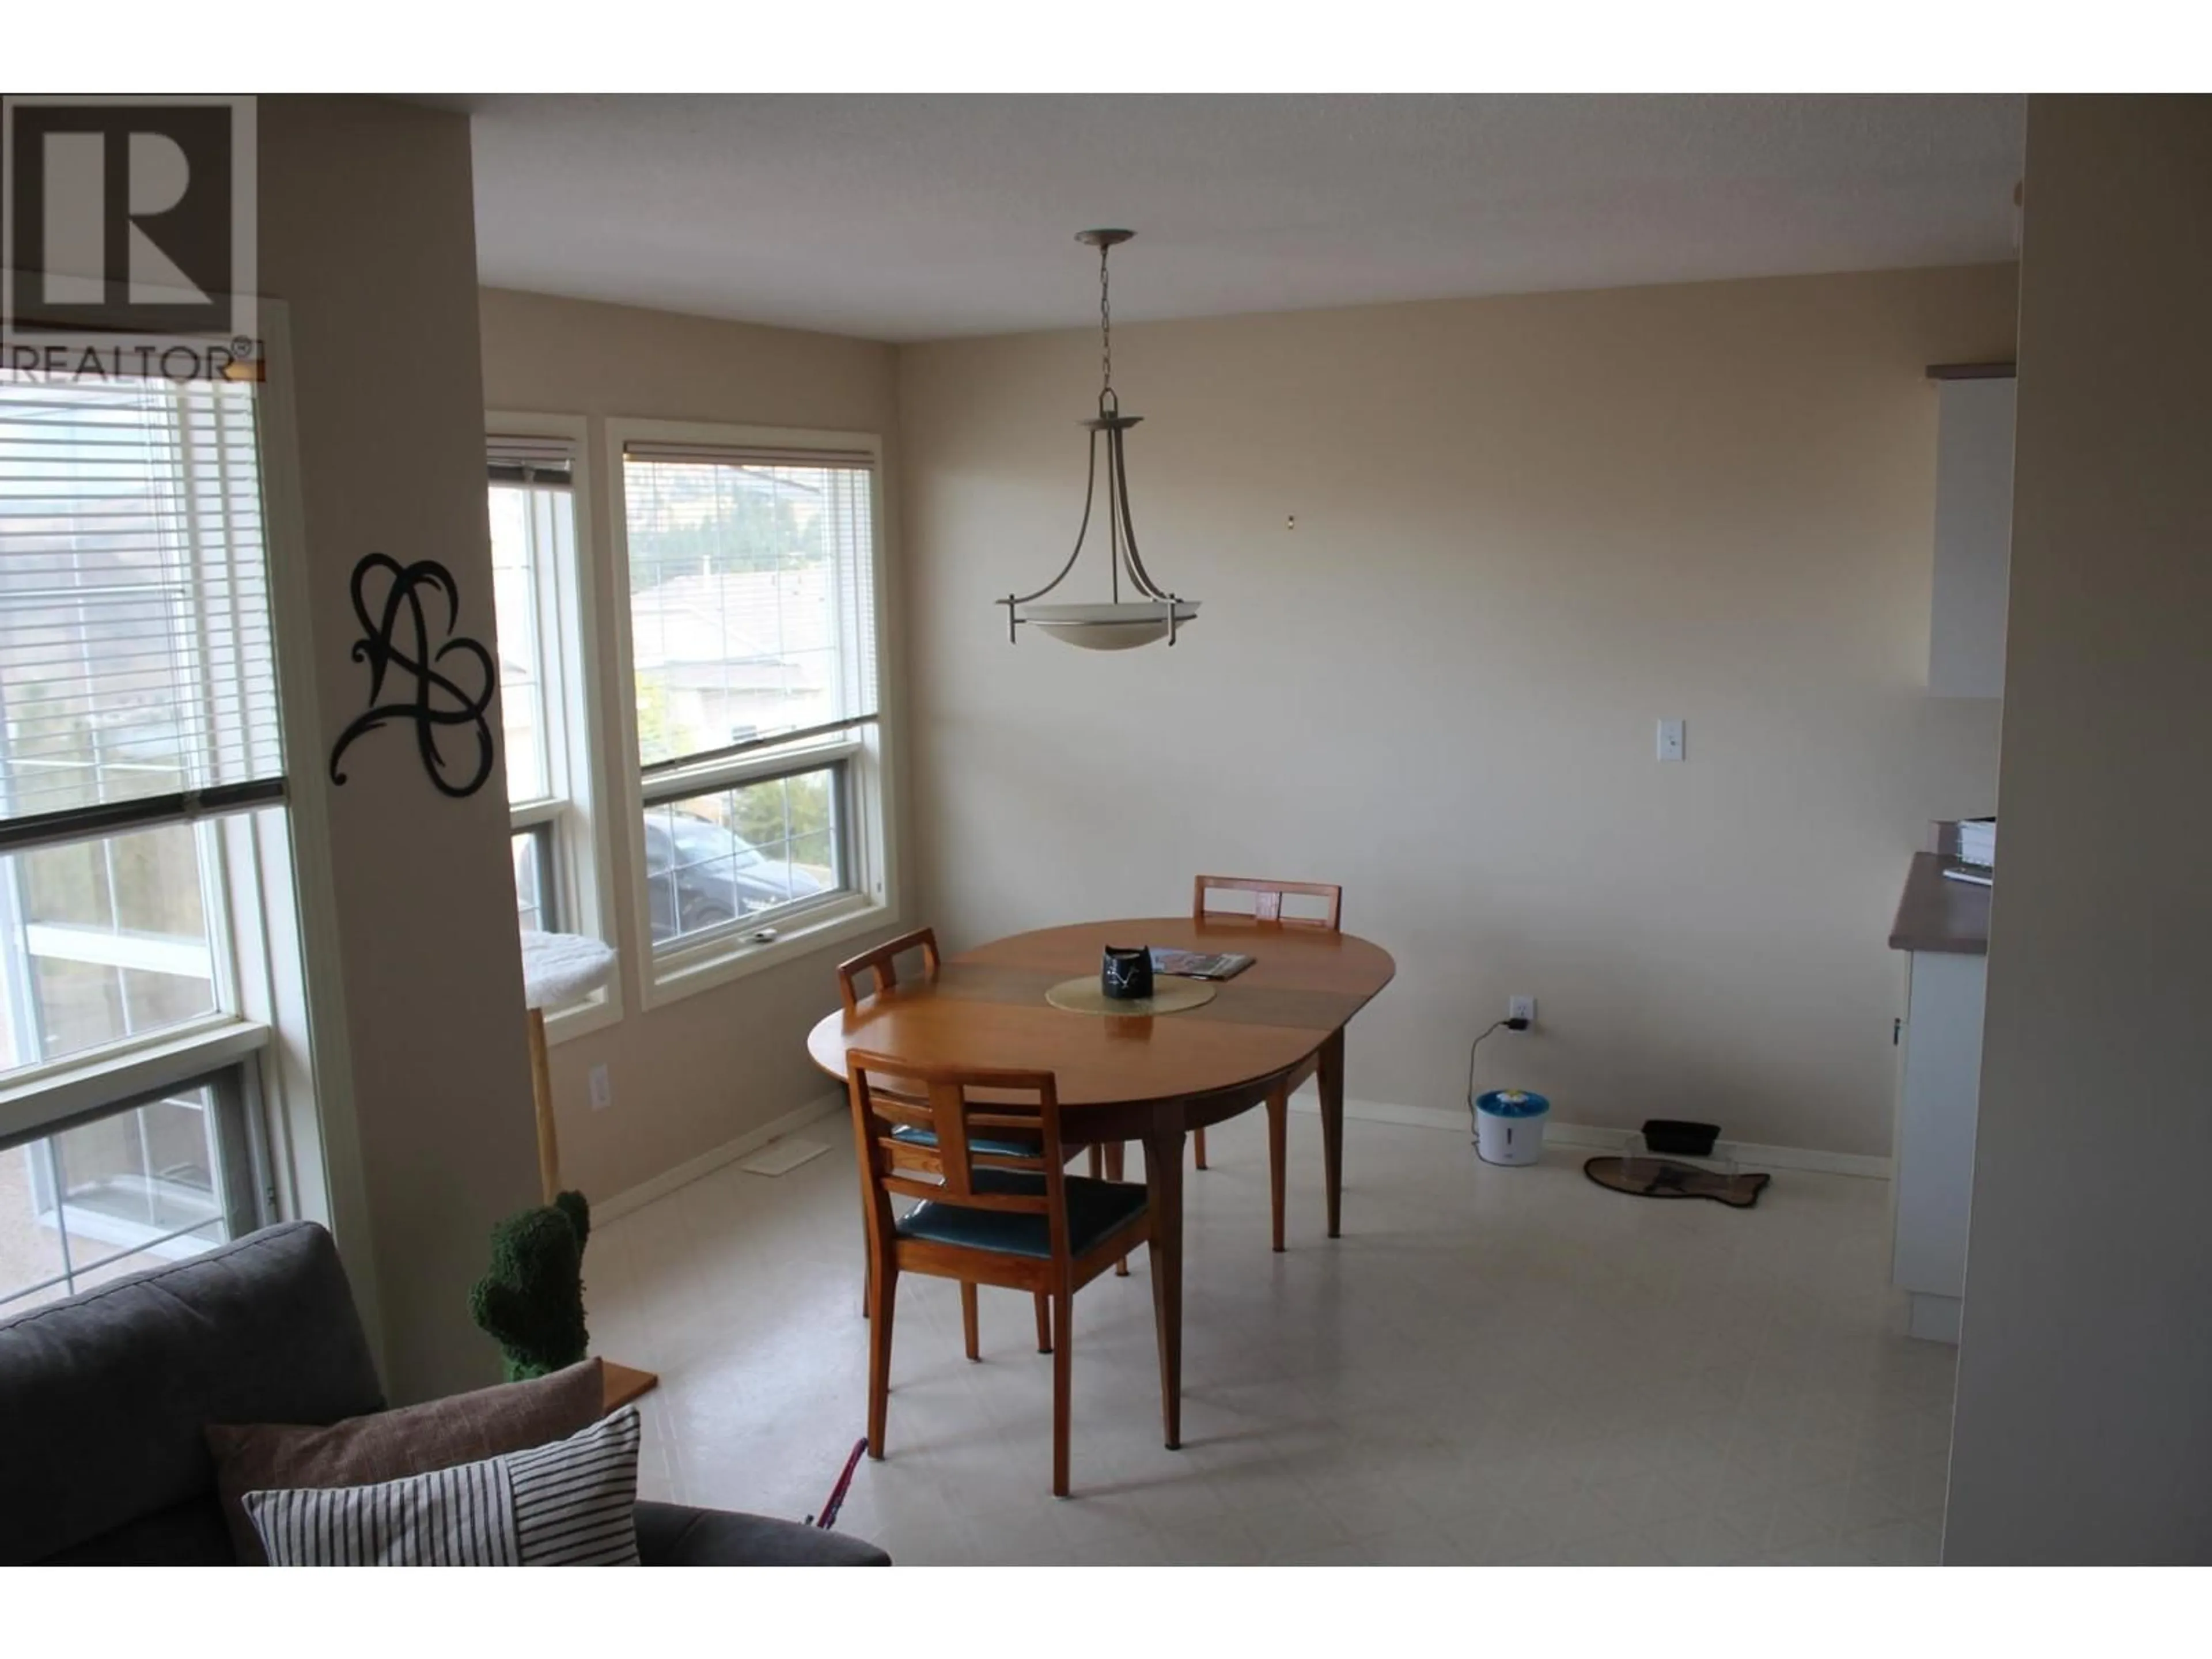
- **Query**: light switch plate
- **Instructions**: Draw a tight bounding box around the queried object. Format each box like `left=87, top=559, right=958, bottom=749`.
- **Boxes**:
left=1657, top=718, right=1685, bottom=762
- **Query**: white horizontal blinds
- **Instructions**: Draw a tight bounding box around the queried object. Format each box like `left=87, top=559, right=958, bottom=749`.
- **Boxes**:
left=623, top=441, right=875, bottom=469
left=487, top=434, right=574, bottom=488
left=623, top=442, right=877, bottom=775
left=0, top=373, right=283, bottom=850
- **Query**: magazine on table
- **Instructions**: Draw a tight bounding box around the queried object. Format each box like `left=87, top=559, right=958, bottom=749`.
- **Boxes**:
left=1149, top=947, right=1253, bottom=980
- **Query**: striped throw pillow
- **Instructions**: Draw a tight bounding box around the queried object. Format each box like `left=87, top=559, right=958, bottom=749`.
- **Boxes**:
left=243, top=1404, right=641, bottom=1566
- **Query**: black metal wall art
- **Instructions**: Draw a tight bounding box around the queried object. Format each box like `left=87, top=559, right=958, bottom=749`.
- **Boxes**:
left=328, top=552, right=498, bottom=798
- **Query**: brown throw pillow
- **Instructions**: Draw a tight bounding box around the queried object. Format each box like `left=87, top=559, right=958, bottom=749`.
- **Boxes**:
left=205, top=1357, right=605, bottom=1565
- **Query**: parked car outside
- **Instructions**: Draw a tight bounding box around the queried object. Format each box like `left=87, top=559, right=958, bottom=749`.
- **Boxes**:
left=644, top=811, right=824, bottom=944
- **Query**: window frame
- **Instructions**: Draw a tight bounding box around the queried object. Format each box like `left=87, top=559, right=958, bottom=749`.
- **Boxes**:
left=0, top=302, right=362, bottom=1332
left=604, top=418, right=898, bottom=1009
left=487, top=412, right=620, bottom=1046
left=510, top=811, right=559, bottom=935
left=0, top=816, right=232, bottom=1076
left=0, top=1062, right=268, bottom=1314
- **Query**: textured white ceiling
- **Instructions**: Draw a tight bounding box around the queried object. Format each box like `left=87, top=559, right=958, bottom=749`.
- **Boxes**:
left=455, top=94, right=2024, bottom=343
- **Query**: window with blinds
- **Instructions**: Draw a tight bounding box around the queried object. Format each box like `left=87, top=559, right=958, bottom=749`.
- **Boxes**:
left=618, top=437, right=883, bottom=954
left=623, top=441, right=878, bottom=774
left=0, top=373, right=284, bottom=854
left=0, top=368, right=285, bottom=1088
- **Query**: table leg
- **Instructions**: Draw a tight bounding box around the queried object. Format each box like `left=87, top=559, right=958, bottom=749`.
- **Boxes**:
left=1319, top=1028, right=1346, bottom=1239
left=1141, top=1112, right=1187, bottom=1451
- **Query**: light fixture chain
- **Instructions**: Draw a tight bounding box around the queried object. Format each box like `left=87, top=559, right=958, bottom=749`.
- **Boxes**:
left=1099, top=242, right=1112, bottom=396
left=1005, top=228, right=1197, bottom=647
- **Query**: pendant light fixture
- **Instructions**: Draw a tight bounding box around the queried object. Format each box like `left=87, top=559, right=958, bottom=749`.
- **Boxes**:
left=1003, top=229, right=1198, bottom=649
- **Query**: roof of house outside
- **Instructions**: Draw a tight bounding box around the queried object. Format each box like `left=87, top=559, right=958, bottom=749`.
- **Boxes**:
left=630, top=568, right=834, bottom=696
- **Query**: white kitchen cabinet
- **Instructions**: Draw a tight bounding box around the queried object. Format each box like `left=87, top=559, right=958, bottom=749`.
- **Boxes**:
left=1888, top=847, right=1993, bottom=1343
left=1928, top=374, right=2017, bottom=699
left=1893, top=948, right=1987, bottom=1342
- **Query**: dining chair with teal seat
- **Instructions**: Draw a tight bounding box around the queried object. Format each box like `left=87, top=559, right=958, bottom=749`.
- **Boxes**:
left=836, top=929, right=1094, bottom=1350
left=1188, top=875, right=1344, bottom=1251
left=846, top=1051, right=1164, bottom=1497
left=840, top=927, right=1101, bottom=1171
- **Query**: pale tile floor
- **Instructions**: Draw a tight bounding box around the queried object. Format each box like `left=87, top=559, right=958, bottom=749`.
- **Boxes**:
left=587, top=1109, right=1953, bottom=1566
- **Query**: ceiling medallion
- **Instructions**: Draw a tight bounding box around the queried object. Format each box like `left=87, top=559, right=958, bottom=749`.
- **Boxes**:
left=1002, top=229, right=1198, bottom=650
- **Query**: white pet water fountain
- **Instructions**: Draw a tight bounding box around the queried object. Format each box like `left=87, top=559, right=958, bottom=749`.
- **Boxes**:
left=1465, top=1014, right=1548, bottom=1166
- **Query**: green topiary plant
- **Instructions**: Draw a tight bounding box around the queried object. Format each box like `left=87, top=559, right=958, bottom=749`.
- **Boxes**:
left=469, top=1190, right=592, bottom=1381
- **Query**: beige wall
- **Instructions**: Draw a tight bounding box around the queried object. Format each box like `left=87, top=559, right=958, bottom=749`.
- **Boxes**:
left=897, top=266, right=2016, bottom=1157
left=260, top=99, right=539, bottom=1402
left=477, top=289, right=908, bottom=1202
left=1946, top=96, right=2212, bottom=1564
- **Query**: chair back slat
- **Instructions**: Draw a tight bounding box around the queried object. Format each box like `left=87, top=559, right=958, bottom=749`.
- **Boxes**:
left=872, top=1131, right=1044, bottom=1176
left=847, top=1051, right=1069, bottom=1259
left=836, top=927, right=942, bottom=1013
left=1192, top=874, right=1343, bottom=931
left=926, top=1078, right=977, bottom=1200
left=879, top=1173, right=1050, bottom=1213
left=866, top=1094, right=934, bottom=1127
left=967, top=1111, right=1051, bottom=1132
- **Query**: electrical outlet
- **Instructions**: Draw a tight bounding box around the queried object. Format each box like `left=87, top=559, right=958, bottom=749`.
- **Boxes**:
left=588, top=1064, right=612, bottom=1112
left=1509, top=995, right=1536, bottom=1026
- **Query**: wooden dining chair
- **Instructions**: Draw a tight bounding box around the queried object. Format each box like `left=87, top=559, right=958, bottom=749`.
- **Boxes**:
left=836, top=926, right=942, bottom=1013
left=1194, top=874, right=1344, bottom=932
left=847, top=1051, right=1164, bottom=1497
left=835, top=929, right=1100, bottom=1329
left=839, top=927, right=1101, bottom=1180
left=1190, top=875, right=1344, bottom=1251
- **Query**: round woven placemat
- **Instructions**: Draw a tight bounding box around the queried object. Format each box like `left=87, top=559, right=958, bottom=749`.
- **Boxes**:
left=1044, top=975, right=1218, bottom=1016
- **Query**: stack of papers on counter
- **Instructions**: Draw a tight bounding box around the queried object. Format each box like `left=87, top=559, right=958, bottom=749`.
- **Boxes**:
left=1957, top=818, right=1996, bottom=867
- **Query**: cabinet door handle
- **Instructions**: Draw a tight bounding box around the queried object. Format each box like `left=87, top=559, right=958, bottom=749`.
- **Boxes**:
left=1893, top=1018, right=1903, bottom=1046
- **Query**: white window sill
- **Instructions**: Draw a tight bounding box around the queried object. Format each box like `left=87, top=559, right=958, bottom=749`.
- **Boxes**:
left=640, top=894, right=897, bottom=1012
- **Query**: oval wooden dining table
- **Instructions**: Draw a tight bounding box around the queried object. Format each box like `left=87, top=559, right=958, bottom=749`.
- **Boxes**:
left=806, top=915, right=1396, bottom=1449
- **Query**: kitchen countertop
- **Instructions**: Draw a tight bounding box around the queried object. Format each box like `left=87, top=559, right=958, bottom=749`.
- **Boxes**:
left=1889, top=851, right=1991, bottom=956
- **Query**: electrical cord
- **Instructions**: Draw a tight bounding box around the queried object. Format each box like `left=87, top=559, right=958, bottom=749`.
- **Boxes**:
left=1465, top=1016, right=1532, bottom=1129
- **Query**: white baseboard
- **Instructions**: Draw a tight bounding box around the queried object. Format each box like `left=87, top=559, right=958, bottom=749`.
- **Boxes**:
left=596, top=1081, right=1889, bottom=1224
left=593, top=1090, right=847, bottom=1225
left=1285, top=1088, right=1891, bottom=1180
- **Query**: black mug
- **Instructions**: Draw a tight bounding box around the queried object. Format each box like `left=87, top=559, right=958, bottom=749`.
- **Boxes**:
left=1101, top=945, right=1154, bottom=1001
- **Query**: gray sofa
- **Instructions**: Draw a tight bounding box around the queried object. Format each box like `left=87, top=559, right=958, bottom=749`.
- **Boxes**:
left=0, top=1221, right=888, bottom=1566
